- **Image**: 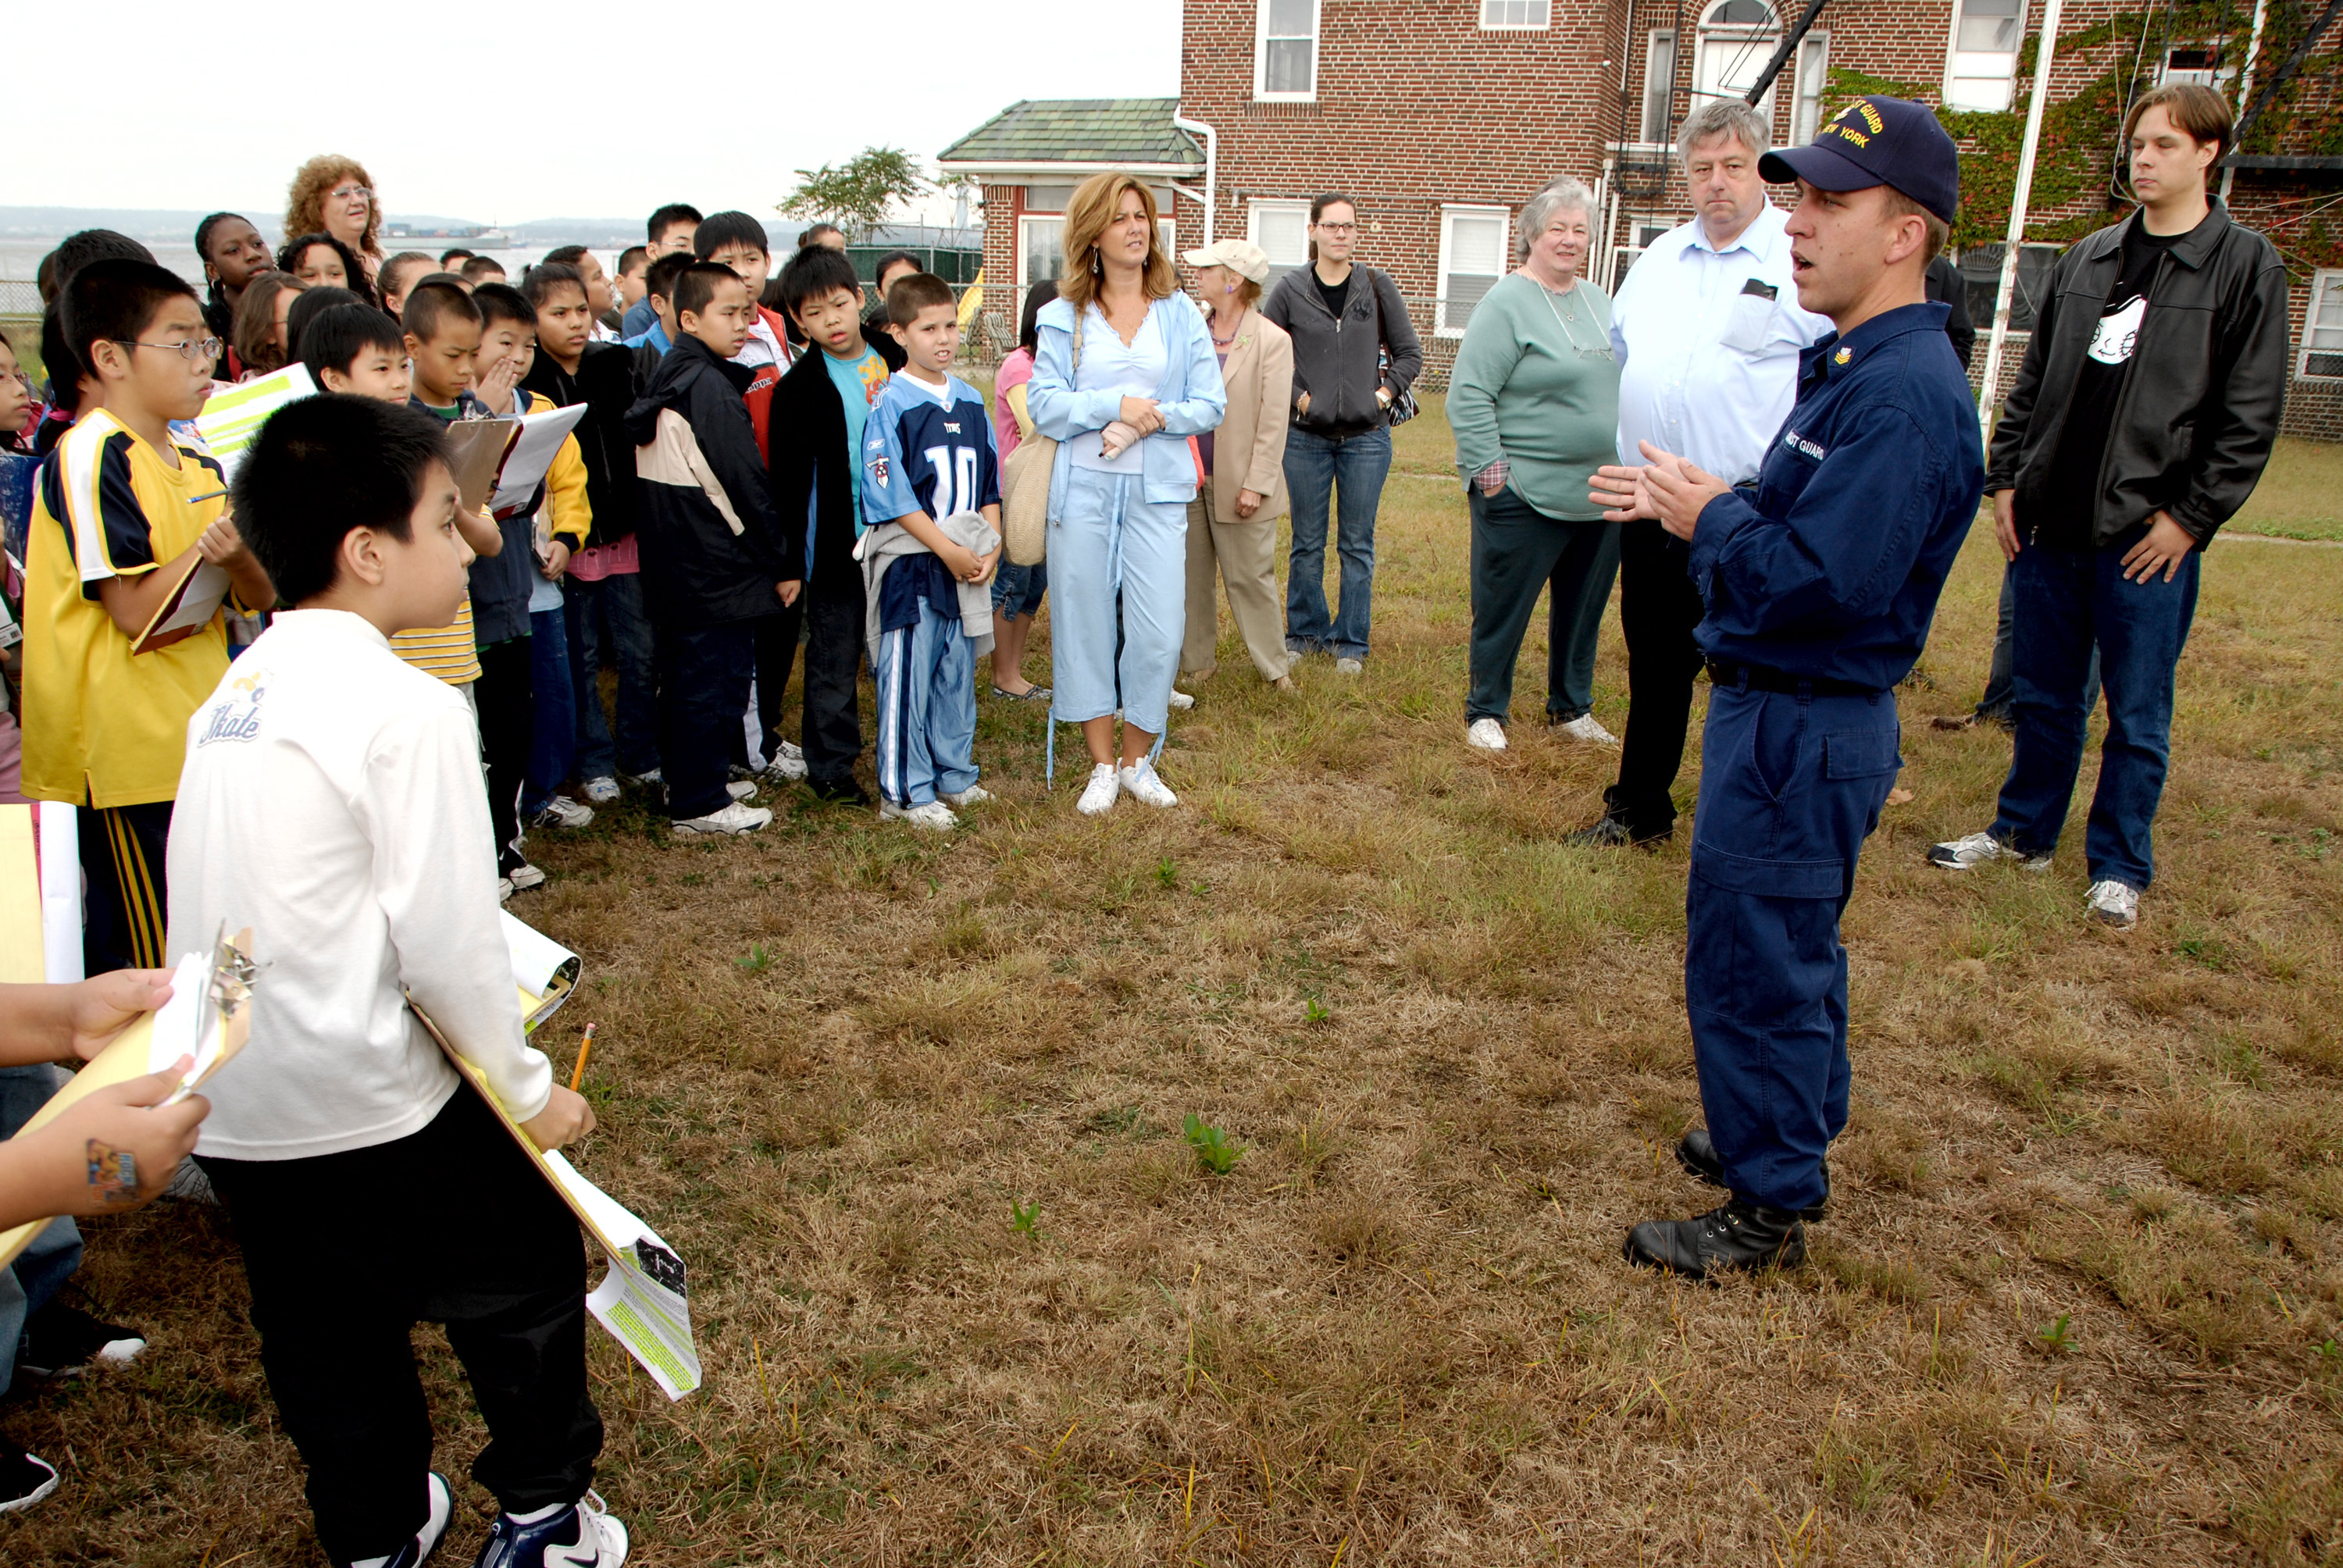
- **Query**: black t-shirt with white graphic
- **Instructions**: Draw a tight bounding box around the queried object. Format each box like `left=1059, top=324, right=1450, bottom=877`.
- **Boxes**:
left=2038, top=210, right=2195, bottom=548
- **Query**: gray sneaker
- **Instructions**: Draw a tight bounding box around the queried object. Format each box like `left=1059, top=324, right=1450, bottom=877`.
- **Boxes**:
left=1926, top=831, right=2052, bottom=872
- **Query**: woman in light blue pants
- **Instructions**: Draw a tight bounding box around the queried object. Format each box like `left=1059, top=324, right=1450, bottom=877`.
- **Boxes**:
left=1029, top=172, right=1226, bottom=816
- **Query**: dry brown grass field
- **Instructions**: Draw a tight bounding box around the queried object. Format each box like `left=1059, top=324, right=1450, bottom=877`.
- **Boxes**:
left=6, top=401, right=2342, bottom=1566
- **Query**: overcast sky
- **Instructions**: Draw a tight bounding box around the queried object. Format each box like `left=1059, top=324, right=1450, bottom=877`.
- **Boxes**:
left=15, top=0, right=1182, bottom=223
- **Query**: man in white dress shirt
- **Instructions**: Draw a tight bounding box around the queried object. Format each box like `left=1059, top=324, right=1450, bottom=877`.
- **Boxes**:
left=1571, top=100, right=1834, bottom=848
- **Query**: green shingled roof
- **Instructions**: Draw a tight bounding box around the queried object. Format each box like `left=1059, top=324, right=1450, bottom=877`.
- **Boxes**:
left=938, top=99, right=1203, bottom=170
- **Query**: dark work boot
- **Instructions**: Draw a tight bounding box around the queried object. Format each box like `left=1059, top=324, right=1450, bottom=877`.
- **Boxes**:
left=1677, top=1127, right=1829, bottom=1221
left=1624, top=1199, right=1806, bottom=1281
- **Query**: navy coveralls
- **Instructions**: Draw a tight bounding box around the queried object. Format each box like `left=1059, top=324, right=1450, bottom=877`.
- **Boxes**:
left=1682, top=301, right=1984, bottom=1214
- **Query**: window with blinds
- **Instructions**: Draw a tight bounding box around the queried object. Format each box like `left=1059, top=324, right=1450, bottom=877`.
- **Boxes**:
left=1438, top=207, right=1510, bottom=337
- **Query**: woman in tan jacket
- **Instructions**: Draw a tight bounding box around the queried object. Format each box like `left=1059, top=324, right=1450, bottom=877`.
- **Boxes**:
left=1181, top=240, right=1297, bottom=692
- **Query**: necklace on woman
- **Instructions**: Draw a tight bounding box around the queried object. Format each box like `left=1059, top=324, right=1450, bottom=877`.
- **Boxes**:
left=1535, top=276, right=1611, bottom=360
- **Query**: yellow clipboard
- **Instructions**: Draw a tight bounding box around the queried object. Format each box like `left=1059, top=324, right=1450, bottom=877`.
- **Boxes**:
left=0, top=928, right=255, bottom=1269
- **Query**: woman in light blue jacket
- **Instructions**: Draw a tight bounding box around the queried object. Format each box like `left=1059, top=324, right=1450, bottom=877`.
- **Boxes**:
left=1029, top=172, right=1227, bottom=817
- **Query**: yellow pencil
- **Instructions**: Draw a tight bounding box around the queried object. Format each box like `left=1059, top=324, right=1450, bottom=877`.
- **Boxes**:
left=569, top=1022, right=596, bottom=1092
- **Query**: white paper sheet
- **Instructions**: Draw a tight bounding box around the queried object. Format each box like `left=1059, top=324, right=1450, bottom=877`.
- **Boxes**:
left=544, top=1151, right=703, bottom=1400
left=194, top=365, right=318, bottom=483
left=142, top=561, right=232, bottom=647
left=490, top=403, right=587, bottom=514
left=37, top=804, right=80, bottom=983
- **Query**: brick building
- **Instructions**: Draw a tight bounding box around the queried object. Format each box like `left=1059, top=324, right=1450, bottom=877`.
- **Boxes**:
left=940, top=3, right=2343, bottom=434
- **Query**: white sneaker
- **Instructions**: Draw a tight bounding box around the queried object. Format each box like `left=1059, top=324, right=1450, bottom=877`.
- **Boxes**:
left=1334, top=657, right=1364, bottom=675
left=764, top=740, right=808, bottom=781
left=672, top=800, right=772, bottom=836
left=530, top=795, right=594, bottom=829
left=1927, top=830, right=2052, bottom=872
left=1118, top=761, right=1179, bottom=808
left=940, top=783, right=993, bottom=807
left=2087, top=878, right=2139, bottom=929
left=1557, top=714, right=1619, bottom=746
left=880, top=798, right=959, bottom=830
left=619, top=768, right=662, bottom=788
left=580, top=775, right=620, bottom=804
left=1466, top=718, right=1507, bottom=751
left=478, top=1488, right=628, bottom=1567
left=496, top=877, right=515, bottom=903
left=726, top=779, right=758, bottom=802
left=1075, top=762, right=1119, bottom=816
left=505, top=861, right=547, bottom=891
left=1168, top=689, right=1196, bottom=710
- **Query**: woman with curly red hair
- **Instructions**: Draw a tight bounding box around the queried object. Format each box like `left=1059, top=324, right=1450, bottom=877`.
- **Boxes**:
left=284, top=155, right=383, bottom=284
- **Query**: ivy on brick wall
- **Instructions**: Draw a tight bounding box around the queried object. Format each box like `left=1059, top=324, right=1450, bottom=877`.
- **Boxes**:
left=1826, top=1, right=2343, bottom=262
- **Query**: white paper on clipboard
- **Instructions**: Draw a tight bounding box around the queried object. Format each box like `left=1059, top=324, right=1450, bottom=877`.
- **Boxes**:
left=134, top=560, right=233, bottom=651
left=490, top=403, right=586, bottom=513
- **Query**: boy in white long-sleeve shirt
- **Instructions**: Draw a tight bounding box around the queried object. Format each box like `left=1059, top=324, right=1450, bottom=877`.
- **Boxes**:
left=167, top=395, right=628, bottom=1568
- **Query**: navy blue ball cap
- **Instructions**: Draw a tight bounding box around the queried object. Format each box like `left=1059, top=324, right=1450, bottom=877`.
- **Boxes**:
left=1760, top=94, right=1960, bottom=226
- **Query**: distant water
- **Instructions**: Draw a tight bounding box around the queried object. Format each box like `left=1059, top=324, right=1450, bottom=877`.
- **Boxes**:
left=0, top=239, right=624, bottom=296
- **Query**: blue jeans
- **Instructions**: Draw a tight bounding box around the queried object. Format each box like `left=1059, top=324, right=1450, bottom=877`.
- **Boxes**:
left=522, top=607, right=576, bottom=815
left=1991, top=534, right=2199, bottom=891
left=563, top=572, right=658, bottom=781
left=1282, top=426, right=1393, bottom=661
left=1977, top=559, right=2099, bottom=721
left=991, top=559, right=1049, bottom=622
left=0, top=1065, right=83, bottom=1398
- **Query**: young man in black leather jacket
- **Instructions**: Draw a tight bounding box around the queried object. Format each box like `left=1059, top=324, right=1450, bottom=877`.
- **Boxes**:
left=1928, top=84, right=2289, bottom=929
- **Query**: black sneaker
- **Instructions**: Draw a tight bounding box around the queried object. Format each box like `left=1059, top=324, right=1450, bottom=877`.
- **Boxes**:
left=16, top=1301, right=144, bottom=1380
left=0, top=1437, right=59, bottom=1514
left=1566, top=814, right=1670, bottom=849
left=1624, top=1199, right=1806, bottom=1281
left=806, top=777, right=871, bottom=807
left=1675, top=1128, right=1828, bottom=1221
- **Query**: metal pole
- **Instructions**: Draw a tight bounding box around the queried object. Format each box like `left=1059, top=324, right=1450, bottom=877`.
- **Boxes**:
left=1977, top=0, right=2066, bottom=443
left=2221, top=0, right=2268, bottom=205
left=1745, top=0, right=1831, bottom=106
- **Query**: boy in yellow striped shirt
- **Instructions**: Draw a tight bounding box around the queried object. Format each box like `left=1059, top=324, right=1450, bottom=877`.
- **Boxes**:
left=20, top=259, right=276, bottom=971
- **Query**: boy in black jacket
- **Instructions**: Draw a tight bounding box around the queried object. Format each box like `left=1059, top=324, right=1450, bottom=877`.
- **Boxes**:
left=765, top=244, right=890, bottom=805
left=522, top=262, right=658, bottom=803
left=623, top=262, right=798, bottom=835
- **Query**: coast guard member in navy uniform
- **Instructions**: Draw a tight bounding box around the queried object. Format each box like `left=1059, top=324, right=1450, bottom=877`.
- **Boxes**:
left=1590, top=96, right=1985, bottom=1279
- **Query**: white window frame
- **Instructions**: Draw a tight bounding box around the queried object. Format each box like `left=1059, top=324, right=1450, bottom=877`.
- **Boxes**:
left=2157, top=44, right=2227, bottom=90
left=2302, top=269, right=2343, bottom=380
left=1641, top=29, right=1678, bottom=144
left=1018, top=216, right=1065, bottom=291
left=1246, top=200, right=1313, bottom=288
left=1692, top=0, right=1781, bottom=120
left=1792, top=31, right=1831, bottom=145
left=1254, top=0, right=1321, bottom=102
left=1435, top=204, right=1510, bottom=339
left=1943, top=0, right=2025, bottom=113
left=1479, top=0, right=1551, bottom=30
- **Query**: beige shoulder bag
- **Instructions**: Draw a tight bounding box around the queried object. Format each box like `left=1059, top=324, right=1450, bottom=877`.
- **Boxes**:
left=1000, top=309, right=1081, bottom=567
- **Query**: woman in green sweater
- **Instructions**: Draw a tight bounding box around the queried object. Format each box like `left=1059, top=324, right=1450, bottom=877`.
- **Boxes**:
left=1448, top=176, right=1624, bottom=752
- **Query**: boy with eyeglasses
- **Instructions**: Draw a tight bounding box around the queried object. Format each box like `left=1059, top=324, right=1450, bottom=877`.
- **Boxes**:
left=20, top=259, right=276, bottom=973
